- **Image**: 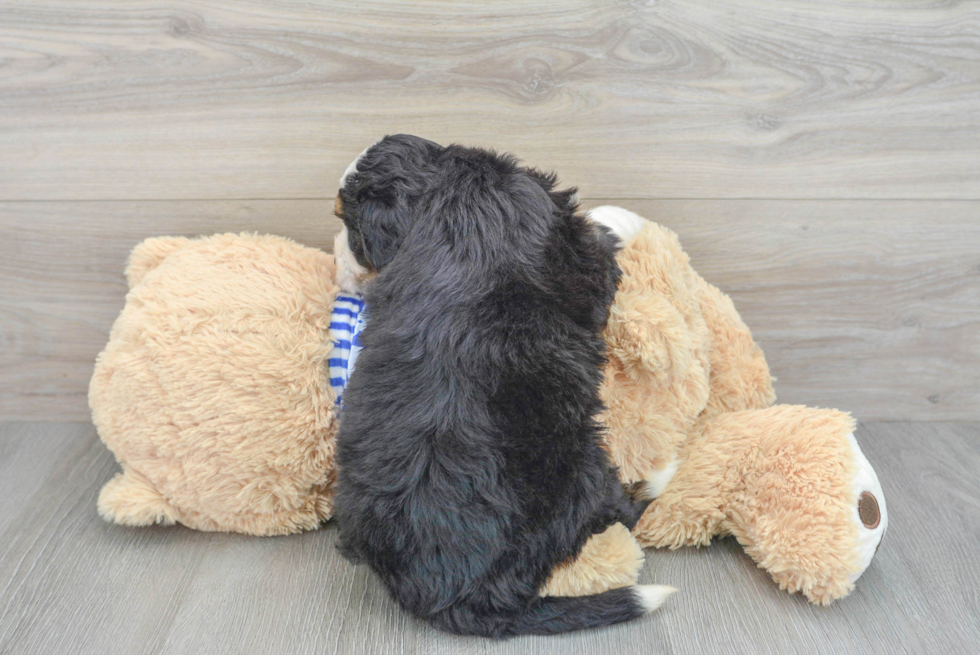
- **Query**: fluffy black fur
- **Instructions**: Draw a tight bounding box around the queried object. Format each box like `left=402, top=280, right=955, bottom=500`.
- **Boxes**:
left=333, top=135, right=652, bottom=637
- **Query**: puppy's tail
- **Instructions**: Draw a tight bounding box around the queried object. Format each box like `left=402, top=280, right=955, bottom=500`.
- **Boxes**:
left=509, top=585, right=675, bottom=636
left=434, top=584, right=676, bottom=637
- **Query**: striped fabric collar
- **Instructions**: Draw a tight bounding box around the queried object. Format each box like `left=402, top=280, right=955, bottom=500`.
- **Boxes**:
left=328, top=293, right=366, bottom=404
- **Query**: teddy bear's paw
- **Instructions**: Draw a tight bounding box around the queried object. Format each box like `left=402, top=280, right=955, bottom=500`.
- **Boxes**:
left=586, top=206, right=648, bottom=246
left=846, top=431, right=888, bottom=584
left=98, top=470, right=178, bottom=527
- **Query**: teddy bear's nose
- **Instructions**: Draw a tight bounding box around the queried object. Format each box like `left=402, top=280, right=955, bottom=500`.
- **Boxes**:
left=858, top=491, right=881, bottom=529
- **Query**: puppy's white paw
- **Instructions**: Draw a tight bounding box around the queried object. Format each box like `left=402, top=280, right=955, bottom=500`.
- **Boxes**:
left=634, top=585, right=677, bottom=613
left=586, top=206, right=648, bottom=245
left=640, top=459, right=679, bottom=500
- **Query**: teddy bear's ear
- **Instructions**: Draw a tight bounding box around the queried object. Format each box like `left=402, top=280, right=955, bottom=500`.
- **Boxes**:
left=125, top=236, right=192, bottom=288
left=603, top=291, right=687, bottom=376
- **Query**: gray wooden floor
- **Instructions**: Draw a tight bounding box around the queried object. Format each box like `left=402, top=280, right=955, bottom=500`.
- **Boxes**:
left=1, top=420, right=977, bottom=655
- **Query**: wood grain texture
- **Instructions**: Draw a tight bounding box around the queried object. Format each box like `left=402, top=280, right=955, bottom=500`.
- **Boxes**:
left=2, top=199, right=977, bottom=422
left=0, top=421, right=977, bottom=654
left=0, top=1, right=978, bottom=200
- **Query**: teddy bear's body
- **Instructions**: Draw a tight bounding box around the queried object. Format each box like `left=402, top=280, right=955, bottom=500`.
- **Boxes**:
left=91, top=234, right=339, bottom=535
left=90, top=210, right=886, bottom=605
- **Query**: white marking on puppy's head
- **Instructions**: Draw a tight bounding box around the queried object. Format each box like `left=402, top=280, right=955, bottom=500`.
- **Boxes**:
left=339, top=140, right=380, bottom=189
left=333, top=227, right=373, bottom=294
left=335, top=135, right=446, bottom=275
left=334, top=139, right=384, bottom=293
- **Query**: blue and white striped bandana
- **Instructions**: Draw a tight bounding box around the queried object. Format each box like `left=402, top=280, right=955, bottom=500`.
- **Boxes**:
left=328, top=293, right=366, bottom=404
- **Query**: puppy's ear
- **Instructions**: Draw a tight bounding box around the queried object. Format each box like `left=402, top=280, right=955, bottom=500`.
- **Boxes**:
left=358, top=198, right=410, bottom=271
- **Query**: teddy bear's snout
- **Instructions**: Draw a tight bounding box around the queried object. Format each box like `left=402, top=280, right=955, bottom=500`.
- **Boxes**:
left=847, top=432, right=888, bottom=584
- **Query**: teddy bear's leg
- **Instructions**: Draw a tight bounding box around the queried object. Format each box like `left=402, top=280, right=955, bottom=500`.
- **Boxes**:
left=98, top=469, right=178, bottom=527
left=631, top=415, right=737, bottom=550
left=125, top=236, right=192, bottom=288
left=539, top=523, right=646, bottom=597
left=635, top=405, right=887, bottom=605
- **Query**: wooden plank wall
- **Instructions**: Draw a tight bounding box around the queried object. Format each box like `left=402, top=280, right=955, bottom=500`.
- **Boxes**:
left=1, top=1, right=978, bottom=421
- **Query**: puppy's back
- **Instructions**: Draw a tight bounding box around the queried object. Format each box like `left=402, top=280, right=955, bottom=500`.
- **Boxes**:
left=335, top=139, right=667, bottom=637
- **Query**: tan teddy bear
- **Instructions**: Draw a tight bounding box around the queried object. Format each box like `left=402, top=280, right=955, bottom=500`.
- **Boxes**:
left=588, top=206, right=887, bottom=605
left=90, top=209, right=886, bottom=605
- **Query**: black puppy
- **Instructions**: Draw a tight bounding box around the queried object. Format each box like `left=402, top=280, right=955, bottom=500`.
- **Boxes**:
left=332, top=135, right=672, bottom=637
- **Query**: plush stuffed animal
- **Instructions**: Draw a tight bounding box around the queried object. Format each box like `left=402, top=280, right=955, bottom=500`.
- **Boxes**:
left=589, top=206, right=887, bottom=605
left=91, top=234, right=339, bottom=536
left=90, top=208, right=886, bottom=606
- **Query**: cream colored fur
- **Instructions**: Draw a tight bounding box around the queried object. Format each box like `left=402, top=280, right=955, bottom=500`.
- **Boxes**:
left=91, top=217, right=884, bottom=604
left=333, top=228, right=373, bottom=294
left=598, top=219, right=883, bottom=605
left=91, top=233, right=339, bottom=536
